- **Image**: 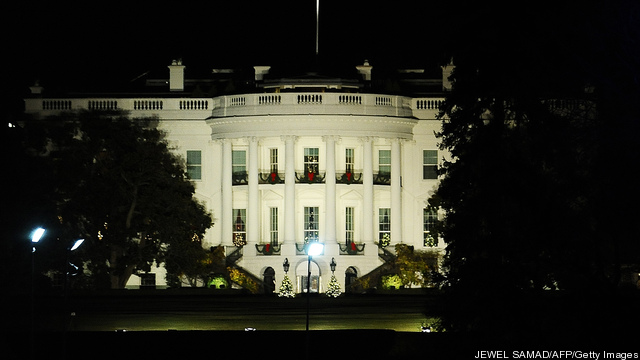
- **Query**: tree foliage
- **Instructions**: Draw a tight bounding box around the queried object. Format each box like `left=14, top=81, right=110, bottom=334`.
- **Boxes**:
left=432, top=2, right=640, bottom=336
left=24, top=110, right=213, bottom=289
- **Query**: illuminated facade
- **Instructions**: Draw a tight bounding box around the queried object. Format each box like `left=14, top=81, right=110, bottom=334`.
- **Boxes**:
left=24, top=60, right=451, bottom=292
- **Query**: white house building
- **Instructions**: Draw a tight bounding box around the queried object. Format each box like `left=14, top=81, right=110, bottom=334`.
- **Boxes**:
left=24, top=60, right=452, bottom=293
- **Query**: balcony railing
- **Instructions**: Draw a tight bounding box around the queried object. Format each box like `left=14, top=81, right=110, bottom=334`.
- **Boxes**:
left=339, top=242, right=366, bottom=255
left=211, top=93, right=414, bottom=118
left=255, top=243, right=281, bottom=256
left=336, top=172, right=362, bottom=184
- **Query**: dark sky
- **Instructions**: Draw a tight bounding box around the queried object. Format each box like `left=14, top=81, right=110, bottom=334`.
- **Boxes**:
left=2, top=1, right=638, bottom=114
left=2, top=2, right=453, bottom=94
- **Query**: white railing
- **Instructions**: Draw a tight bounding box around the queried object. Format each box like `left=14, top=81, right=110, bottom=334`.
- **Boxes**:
left=26, top=95, right=447, bottom=120
left=211, top=93, right=414, bottom=117
left=25, top=98, right=212, bottom=117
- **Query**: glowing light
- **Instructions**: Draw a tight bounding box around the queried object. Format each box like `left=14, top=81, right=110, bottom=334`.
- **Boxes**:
left=307, top=242, right=324, bottom=256
left=31, top=228, right=45, bottom=243
left=70, top=239, right=85, bottom=251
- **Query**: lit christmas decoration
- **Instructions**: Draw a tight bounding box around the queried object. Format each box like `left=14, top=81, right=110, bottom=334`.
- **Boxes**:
left=325, top=275, right=342, bottom=298
left=278, top=275, right=295, bottom=298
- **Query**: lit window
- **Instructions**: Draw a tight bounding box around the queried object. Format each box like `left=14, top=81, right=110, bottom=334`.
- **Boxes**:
left=186, top=150, right=202, bottom=180
left=304, top=206, right=319, bottom=242
left=232, top=209, right=246, bottom=246
left=270, top=148, right=278, bottom=173
left=423, top=150, right=438, bottom=179
left=270, top=207, right=278, bottom=245
left=379, top=208, right=391, bottom=246
left=345, top=148, right=354, bottom=173
left=304, top=148, right=319, bottom=174
left=345, top=207, right=354, bottom=244
left=423, top=208, right=438, bottom=247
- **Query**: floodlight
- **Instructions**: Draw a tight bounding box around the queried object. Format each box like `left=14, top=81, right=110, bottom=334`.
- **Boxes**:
left=31, top=228, right=45, bottom=243
left=70, top=239, right=85, bottom=251
left=307, top=242, right=324, bottom=256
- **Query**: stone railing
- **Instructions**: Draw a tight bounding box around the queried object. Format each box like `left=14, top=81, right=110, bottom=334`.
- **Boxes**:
left=24, top=98, right=212, bottom=119
left=211, top=93, right=414, bottom=118
left=26, top=94, right=448, bottom=120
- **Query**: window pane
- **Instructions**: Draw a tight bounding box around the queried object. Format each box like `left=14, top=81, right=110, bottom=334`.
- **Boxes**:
left=304, top=148, right=319, bottom=173
left=270, top=207, right=278, bottom=245
left=232, top=150, right=246, bottom=173
left=304, top=206, right=319, bottom=242
left=379, top=150, right=391, bottom=174
left=423, top=150, right=438, bottom=179
left=345, top=148, right=354, bottom=173
left=345, top=207, right=354, bottom=244
left=186, top=150, right=202, bottom=180
left=270, top=148, right=278, bottom=173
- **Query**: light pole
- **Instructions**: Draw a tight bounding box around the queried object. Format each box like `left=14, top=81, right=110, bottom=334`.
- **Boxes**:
left=305, top=242, right=324, bottom=331
left=30, top=227, right=45, bottom=360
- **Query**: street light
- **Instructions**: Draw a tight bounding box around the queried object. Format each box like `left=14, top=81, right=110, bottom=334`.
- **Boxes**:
left=305, top=242, right=324, bottom=332
left=31, top=227, right=45, bottom=252
left=30, top=227, right=45, bottom=360
left=283, top=258, right=290, bottom=273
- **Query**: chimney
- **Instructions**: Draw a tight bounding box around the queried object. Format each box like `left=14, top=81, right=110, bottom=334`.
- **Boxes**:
left=29, top=80, right=43, bottom=95
left=441, top=59, right=455, bottom=91
left=253, top=66, right=271, bottom=82
left=168, top=59, right=185, bottom=92
left=356, top=60, right=373, bottom=81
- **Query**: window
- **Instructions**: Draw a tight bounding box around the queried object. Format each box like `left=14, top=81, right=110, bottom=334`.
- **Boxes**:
left=423, top=150, right=438, bottom=179
left=232, top=150, right=246, bottom=175
left=304, top=148, right=319, bottom=174
left=423, top=208, right=438, bottom=247
left=345, top=148, right=354, bottom=173
left=186, top=150, right=202, bottom=180
left=270, top=148, right=278, bottom=173
left=379, top=208, right=391, bottom=245
left=379, top=150, right=391, bottom=174
left=304, top=206, right=319, bottom=242
left=232, top=209, right=246, bottom=246
left=270, top=207, right=278, bottom=245
left=345, top=207, right=354, bottom=244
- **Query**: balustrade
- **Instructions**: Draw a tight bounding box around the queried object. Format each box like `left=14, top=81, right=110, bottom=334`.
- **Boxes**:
left=134, top=100, right=163, bottom=110
left=88, top=100, right=118, bottom=110
left=42, top=100, right=72, bottom=110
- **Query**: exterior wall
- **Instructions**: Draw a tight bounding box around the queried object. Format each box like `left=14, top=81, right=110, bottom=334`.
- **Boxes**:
left=24, top=94, right=447, bottom=292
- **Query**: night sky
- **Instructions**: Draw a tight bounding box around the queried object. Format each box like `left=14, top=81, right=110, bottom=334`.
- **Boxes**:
left=2, top=1, right=638, bottom=114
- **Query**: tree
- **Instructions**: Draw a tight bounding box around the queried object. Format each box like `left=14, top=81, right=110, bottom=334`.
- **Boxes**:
left=25, top=110, right=213, bottom=289
left=431, top=2, right=640, bottom=337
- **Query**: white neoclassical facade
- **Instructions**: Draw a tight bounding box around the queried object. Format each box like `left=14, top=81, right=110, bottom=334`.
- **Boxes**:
left=24, top=60, right=451, bottom=293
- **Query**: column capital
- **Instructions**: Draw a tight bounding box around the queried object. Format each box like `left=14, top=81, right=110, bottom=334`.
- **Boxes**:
left=357, top=136, right=377, bottom=144
left=280, top=135, right=298, bottom=143
left=321, top=135, right=340, bottom=143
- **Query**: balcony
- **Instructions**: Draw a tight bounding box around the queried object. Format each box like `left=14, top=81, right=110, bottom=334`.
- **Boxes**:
left=296, top=171, right=325, bottom=184
left=259, top=172, right=283, bottom=184
left=255, top=243, right=281, bottom=256
left=339, top=242, right=366, bottom=255
left=336, top=171, right=362, bottom=185
left=211, top=93, right=414, bottom=118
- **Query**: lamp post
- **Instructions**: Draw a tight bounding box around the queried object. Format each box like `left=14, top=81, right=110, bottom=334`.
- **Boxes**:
left=305, top=242, right=324, bottom=331
left=283, top=258, right=290, bottom=274
left=30, top=227, right=45, bottom=360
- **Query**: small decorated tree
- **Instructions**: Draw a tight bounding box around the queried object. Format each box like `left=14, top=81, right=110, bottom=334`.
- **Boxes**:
left=278, top=275, right=295, bottom=298
left=325, top=275, right=342, bottom=298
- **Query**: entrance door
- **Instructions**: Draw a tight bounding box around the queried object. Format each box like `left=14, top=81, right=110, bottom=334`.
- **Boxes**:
left=263, top=267, right=275, bottom=295
left=345, top=266, right=357, bottom=293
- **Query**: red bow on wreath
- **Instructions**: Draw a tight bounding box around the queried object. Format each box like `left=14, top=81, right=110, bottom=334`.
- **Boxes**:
left=351, top=242, right=357, bottom=251
left=265, top=243, right=271, bottom=252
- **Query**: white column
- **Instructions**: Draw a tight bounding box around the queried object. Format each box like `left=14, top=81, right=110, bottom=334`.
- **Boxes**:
left=247, top=137, right=259, bottom=245
left=361, top=137, right=374, bottom=243
left=221, top=139, right=233, bottom=246
left=323, top=135, right=337, bottom=244
left=283, top=136, right=297, bottom=244
left=391, top=138, right=402, bottom=243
